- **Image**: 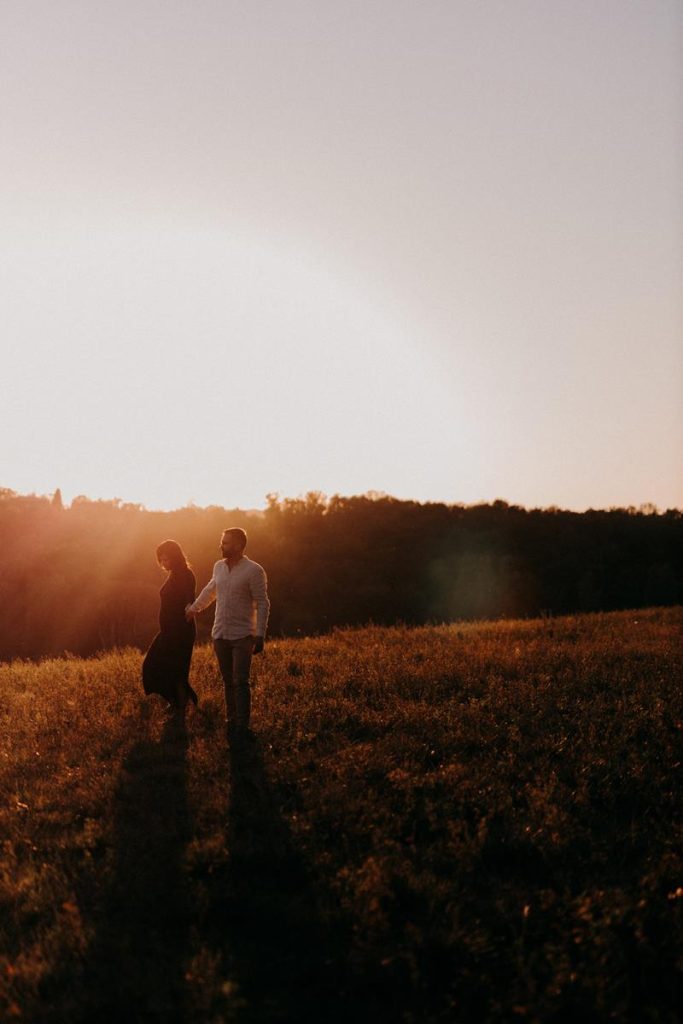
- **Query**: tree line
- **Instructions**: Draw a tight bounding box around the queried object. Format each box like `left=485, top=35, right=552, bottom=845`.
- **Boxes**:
left=0, top=487, right=680, bottom=661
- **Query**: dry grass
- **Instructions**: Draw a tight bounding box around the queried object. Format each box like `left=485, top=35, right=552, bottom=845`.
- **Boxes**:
left=1, top=607, right=681, bottom=1022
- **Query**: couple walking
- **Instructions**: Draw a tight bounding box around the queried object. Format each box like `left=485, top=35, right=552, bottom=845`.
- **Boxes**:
left=142, top=527, right=270, bottom=739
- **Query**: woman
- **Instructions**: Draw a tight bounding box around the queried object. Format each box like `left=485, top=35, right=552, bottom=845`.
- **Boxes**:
left=142, top=539, right=198, bottom=719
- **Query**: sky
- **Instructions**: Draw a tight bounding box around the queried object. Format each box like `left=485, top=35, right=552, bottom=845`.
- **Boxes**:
left=1, top=0, right=681, bottom=512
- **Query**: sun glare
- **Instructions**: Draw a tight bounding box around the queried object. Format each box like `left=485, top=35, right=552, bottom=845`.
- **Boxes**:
left=2, top=218, right=456, bottom=510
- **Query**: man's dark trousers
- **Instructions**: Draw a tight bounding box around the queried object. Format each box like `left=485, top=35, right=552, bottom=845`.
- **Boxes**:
left=213, top=635, right=255, bottom=729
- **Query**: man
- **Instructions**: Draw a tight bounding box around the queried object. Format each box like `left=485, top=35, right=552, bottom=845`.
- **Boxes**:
left=185, top=527, right=270, bottom=738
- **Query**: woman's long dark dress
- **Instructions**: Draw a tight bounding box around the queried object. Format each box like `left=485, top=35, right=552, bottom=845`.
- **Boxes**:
left=142, top=567, right=198, bottom=706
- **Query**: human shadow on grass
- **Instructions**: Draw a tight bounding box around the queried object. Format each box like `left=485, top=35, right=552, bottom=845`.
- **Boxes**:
left=78, top=719, right=192, bottom=1023
left=200, top=734, right=358, bottom=1023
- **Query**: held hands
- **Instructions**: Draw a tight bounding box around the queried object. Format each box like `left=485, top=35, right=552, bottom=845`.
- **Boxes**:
left=253, top=636, right=265, bottom=655
left=185, top=604, right=196, bottom=622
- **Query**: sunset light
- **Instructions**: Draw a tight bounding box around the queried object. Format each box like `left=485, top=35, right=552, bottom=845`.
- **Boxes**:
left=1, top=4, right=682, bottom=1021
left=3, top=219, right=455, bottom=510
left=1, top=0, right=680, bottom=512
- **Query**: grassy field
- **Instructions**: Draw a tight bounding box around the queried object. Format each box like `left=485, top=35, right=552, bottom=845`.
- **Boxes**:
left=1, top=607, right=681, bottom=1023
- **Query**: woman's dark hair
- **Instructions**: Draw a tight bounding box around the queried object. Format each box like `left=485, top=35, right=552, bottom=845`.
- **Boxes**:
left=156, top=539, right=191, bottom=571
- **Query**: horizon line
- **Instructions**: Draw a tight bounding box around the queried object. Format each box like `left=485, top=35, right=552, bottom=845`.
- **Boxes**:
left=1, top=485, right=680, bottom=518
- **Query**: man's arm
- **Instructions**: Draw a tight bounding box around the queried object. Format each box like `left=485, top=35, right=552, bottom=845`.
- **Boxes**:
left=185, top=576, right=217, bottom=619
left=250, top=566, right=270, bottom=652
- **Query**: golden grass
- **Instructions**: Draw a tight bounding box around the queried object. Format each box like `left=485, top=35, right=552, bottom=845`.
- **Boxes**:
left=1, top=607, right=681, bottom=1022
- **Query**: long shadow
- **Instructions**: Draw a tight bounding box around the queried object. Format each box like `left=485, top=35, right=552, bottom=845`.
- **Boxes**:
left=202, top=735, right=354, bottom=1023
left=78, top=720, right=192, bottom=1022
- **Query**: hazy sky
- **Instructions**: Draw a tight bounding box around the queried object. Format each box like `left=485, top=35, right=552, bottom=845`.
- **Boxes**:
left=1, top=0, right=681, bottom=511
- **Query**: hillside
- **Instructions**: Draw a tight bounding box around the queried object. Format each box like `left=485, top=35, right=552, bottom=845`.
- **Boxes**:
left=1, top=608, right=682, bottom=1022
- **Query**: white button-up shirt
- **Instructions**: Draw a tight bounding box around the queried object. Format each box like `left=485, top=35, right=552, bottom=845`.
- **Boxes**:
left=189, top=556, right=270, bottom=640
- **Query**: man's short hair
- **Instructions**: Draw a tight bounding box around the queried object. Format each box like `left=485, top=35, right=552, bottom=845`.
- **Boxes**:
left=222, top=527, right=247, bottom=550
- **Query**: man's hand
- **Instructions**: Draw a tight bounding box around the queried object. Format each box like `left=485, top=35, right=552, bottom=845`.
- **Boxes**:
left=185, top=604, right=196, bottom=622
left=253, top=636, right=265, bottom=655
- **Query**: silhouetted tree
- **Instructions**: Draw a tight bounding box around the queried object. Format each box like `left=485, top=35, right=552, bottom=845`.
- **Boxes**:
left=0, top=489, right=680, bottom=659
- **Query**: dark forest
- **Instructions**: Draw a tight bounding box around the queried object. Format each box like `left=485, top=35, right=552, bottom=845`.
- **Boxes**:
left=0, top=488, right=680, bottom=661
